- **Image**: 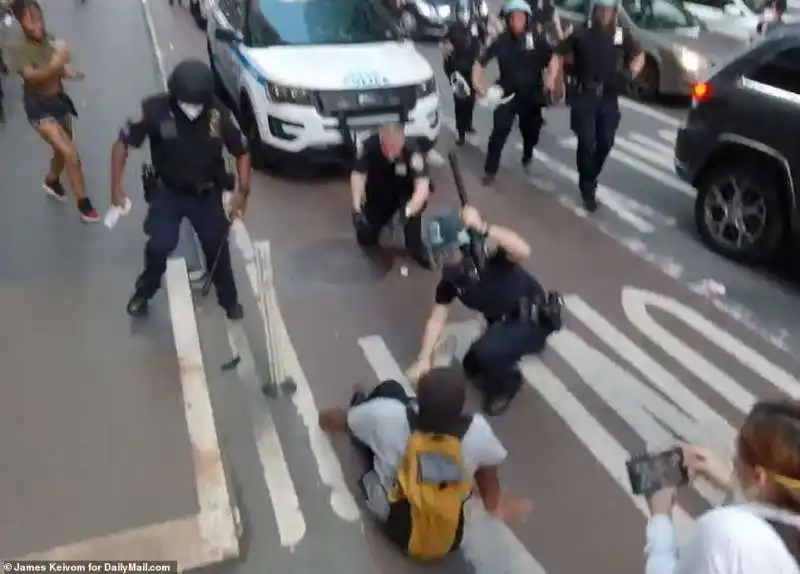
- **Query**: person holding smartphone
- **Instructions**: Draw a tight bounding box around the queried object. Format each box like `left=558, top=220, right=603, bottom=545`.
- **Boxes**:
left=644, top=399, right=800, bottom=574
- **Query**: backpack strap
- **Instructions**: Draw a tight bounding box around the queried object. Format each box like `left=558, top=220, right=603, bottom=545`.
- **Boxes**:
left=406, top=404, right=418, bottom=432
left=767, top=519, right=800, bottom=564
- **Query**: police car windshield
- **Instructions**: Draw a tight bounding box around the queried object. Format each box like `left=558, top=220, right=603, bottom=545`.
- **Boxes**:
left=251, top=0, right=400, bottom=45
left=622, top=0, right=698, bottom=30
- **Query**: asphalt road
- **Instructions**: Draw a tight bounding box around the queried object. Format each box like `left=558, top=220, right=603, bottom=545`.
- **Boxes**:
left=3, top=1, right=800, bottom=573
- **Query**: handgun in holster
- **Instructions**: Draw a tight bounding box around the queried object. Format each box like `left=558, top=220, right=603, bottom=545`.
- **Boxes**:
left=141, top=164, right=159, bottom=203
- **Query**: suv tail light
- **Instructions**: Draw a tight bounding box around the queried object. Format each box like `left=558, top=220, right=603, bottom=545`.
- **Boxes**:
left=691, top=82, right=712, bottom=104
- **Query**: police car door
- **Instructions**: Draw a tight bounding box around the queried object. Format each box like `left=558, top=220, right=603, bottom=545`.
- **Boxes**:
left=211, top=0, right=246, bottom=98
left=552, top=0, right=591, bottom=29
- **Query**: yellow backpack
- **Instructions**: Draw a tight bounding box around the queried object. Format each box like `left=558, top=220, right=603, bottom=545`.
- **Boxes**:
left=385, top=407, right=473, bottom=560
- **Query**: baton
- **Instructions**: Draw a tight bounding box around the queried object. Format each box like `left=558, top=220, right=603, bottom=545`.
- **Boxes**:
left=447, top=151, right=486, bottom=271
left=201, top=221, right=231, bottom=297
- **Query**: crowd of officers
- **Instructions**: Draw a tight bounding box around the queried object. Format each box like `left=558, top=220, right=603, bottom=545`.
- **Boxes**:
left=443, top=0, right=643, bottom=210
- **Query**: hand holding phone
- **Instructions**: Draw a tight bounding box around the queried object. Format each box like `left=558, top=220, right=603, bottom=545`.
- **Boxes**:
left=626, top=447, right=689, bottom=496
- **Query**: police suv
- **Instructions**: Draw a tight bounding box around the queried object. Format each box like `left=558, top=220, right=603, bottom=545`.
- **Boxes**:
left=206, top=0, right=441, bottom=167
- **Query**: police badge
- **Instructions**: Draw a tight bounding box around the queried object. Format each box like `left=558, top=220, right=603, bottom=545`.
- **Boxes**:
left=209, top=108, right=221, bottom=138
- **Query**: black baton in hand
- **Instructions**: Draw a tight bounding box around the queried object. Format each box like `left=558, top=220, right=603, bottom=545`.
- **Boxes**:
left=201, top=221, right=232, bottom=297
left=448, top=151, right=486, bottom=272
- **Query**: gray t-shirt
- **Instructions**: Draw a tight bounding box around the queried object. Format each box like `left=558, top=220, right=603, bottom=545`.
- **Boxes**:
left=347, top=397, right=508, bottom=521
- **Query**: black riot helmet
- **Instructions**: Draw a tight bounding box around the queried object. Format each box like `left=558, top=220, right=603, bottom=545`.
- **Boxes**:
left=167, top=59, right=215, bottom=106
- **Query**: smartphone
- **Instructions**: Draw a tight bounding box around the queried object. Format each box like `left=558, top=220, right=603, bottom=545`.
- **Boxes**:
left=626, top=447, right=689, bottom=496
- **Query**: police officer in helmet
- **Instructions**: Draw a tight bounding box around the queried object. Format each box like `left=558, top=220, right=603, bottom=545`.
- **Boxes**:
left=544, top=0, right=643, bottom=212
left=441, top=0, right=486, bottom=146
left=111, top=58, right=251, bottom=319
left=472, top=0, right=551, bottom=186
left=407, top=206, right=561, bottom=415
left=351, top=123, right=432, bottom=269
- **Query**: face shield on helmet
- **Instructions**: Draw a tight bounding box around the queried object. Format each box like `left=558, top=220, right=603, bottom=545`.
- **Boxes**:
left=456, top=0, right=472, bottom=24
left=502, top=0, right=532, bottom=33
left=422, top=213, right=472, bottom=271
left=167, top=59, right=215, bottom=122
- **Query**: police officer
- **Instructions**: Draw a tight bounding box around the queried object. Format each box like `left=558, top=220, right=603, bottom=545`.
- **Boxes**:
left=544, top=0, right=643, bottom=212
left=441, top=0, right=485, bottom=146
left=407, top=206, right=561, bottom=415
left=110, top=58, right=251, bottom=319
left=472, top=0, right=551, bottom=186
left=351, top=123, right=432, bottom=269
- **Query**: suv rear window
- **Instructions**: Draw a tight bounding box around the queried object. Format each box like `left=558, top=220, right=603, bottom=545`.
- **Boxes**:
left=747, top=46, right=800, bottom=94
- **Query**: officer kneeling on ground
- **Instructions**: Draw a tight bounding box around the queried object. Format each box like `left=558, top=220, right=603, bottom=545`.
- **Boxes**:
left=472, top=0, right=551, bottom=186
left=111, top=58, right=251, bottom=319
left=544, top=0, right=643, bottom=212
left=318, top=367, right=531, bottom=561
left=407, top=206, right=562, bottom=416
left=351, top=124, right=432, bottom=269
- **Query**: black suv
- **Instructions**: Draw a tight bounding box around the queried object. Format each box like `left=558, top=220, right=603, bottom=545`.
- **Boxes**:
left=674, top=30, right=800, bottom=264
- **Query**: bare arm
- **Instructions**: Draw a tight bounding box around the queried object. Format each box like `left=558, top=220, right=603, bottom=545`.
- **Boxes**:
left=471, top=62, right=487, bottom=97
left=350, top=171, right=367, bottom=212
left=417, top=304, right=450, bottom=364
left=19, top=55, right=67, bottom=85
left=485, top=224, right=531, bottom=262
left=406, top=177, right=430, bottom=216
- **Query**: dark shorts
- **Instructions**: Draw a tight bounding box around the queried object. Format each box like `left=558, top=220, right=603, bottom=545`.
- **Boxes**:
left=23, top=90, right=78, bottom=131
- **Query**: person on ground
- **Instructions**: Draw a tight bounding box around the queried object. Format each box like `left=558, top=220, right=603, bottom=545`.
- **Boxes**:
left=10, top=0, right=99, bottom=221
left=111, top=59, right=250, bottom=319
left=407, top=206, right=561, bottom=415
left=318, top=367, right=531, bottom=560
left=645, top=399, right=800, bottom=574
left=350, top=124, right=432, bottom=270
left=472, top=0, right=551, bottom=186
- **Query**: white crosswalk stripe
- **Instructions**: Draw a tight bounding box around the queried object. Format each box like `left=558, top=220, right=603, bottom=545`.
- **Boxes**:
left=558, top=136, right=694, bottom=197
left=356, top=287, right=800, bottom=567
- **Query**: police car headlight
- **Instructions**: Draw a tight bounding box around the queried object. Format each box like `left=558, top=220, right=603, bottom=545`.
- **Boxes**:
left=266, top=82, right=313, bottom=105
left=438, top=4, right=451, bottom=17
left=677, top=48, right=703, bottom=73
left=416, top=76, right=437, bottom=98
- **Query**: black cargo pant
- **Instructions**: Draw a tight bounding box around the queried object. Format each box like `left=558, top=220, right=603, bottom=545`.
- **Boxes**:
left=355, top=182, right=425, bottom=258
left=484, top=95, right=544, bottom=176
left=445, top=61, right=476, bottom=139
left=462, top=317, right=548, bottom=414
left=570, top=89, right=620, bottom=200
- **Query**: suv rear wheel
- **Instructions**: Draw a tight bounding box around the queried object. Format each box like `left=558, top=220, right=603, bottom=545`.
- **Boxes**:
left=694, top=161, right=785, bottom=263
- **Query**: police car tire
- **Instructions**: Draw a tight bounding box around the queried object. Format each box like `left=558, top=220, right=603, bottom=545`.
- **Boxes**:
left=694, top=160, right=785, bottom=264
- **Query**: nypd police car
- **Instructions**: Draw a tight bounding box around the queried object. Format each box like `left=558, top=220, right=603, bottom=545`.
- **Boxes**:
left=207, top=0, right=441, bottom=168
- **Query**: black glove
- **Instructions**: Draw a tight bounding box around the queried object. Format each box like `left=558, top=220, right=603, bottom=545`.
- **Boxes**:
left=352, top=210, right=371, bottom=234
left=538, top=290, right=564, bottom=332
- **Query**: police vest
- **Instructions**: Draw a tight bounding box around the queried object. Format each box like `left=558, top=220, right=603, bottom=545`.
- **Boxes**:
left=143, top=95, right=226, bottom=189
left=572, top=24, right=625, bottom=88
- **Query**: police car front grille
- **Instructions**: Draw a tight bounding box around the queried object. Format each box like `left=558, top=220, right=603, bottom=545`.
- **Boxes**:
left=315, top=87, right=417, bottom=117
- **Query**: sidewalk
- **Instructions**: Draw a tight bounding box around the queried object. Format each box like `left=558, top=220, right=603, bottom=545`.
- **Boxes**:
left=0, top=0, right=234, bottom=566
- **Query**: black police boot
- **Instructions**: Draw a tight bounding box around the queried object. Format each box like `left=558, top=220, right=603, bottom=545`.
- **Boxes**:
left=482, top=371, right=524, bottom=417
left=126, top=291, right=151, bottom=318
left=456, top=132, right=466, bottom=146
left=521, top=154, right=533, bottom=175
left=481, top=173, right=496, bottom=186
left=225, top=303, right=244, bottom=321
left=580, top=180, right=599, bottom=213
left=409, top=249, right=433, bottom=270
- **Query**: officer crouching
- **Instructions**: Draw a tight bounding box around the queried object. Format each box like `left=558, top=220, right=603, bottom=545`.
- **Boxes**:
left=351, top=124, right=432, bottom=269
left=407, top=206, right=562, bottom=416
left=544, top=0, right=643, bottom=212
left=110, top=58, right=251, bottom=319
